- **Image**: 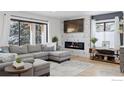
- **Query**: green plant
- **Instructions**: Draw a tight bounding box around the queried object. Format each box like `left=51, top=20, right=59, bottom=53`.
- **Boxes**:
left=16, top=57, right=21, bottom=63
left=52, top=36, right=58, bottom=43
left=91, top=37, right=98, bottom=47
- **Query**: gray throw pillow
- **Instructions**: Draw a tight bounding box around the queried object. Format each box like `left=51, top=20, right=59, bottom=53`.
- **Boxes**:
left=28, top=44, right=41, bottom=53
left=41, top=44, right=47, bottom=51
left=9, top=45, right=28, bottom=54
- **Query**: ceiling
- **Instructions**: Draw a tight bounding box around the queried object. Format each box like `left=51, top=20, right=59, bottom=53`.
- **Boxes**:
left=27, top=11, right=115, bottom=19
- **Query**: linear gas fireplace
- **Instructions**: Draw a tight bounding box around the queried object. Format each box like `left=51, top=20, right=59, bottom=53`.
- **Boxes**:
left=65, top=41, right=84, bottom=50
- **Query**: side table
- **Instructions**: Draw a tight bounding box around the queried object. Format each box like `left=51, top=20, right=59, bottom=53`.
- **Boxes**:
left=4, top=63, right=32, bottom=76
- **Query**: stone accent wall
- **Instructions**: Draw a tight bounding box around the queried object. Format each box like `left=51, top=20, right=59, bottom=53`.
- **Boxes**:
left=61, top=16, right=91, bottom=57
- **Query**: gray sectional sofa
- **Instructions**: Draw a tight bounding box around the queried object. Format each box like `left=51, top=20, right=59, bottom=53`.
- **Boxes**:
left=0, top=44, right=71, bottom=76
left=8, top=44, right=71, bottom=62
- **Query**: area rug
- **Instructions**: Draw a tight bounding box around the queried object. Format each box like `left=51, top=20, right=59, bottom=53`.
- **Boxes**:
left=49, top=60, right=94, bottom=76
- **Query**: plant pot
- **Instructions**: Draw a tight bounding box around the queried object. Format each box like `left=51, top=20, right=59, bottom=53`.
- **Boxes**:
left=93, top=44, right=96, bottom=48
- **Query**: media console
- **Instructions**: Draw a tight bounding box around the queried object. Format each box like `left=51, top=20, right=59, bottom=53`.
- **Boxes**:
left=89, top=48, right=120, bottom=64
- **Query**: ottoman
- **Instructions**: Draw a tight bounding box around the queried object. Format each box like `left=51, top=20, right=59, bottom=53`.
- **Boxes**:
left=49, top=51, right=71, bottom=63
left=33, top=59, right=50, bottom=76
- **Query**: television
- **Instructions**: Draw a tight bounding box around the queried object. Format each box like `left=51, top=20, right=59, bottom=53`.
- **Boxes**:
left=64, top=18, right=84, bottom=33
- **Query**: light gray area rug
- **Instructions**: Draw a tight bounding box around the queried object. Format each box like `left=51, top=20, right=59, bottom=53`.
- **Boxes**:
left=49, top=60, right=94, bottom=76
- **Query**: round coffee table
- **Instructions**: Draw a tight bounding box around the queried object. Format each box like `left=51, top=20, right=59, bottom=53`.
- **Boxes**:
left=5, top=63, right=32, bottom=76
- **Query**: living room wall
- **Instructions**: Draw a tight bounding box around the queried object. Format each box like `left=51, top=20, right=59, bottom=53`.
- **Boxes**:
left=61, top=16, right=91, bottom=57
left=0, top=11, right=62, bottom=46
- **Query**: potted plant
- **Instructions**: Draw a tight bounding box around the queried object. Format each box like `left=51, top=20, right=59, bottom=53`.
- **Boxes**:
left=16, top=57, right=21, bottom=63
left=91, top=37, right=98, bottom=48
left=52, top=36, right=59, bottom=46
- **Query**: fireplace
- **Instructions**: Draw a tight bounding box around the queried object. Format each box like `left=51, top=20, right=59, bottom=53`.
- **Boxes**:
left=65, top=41, right=84, bottom=50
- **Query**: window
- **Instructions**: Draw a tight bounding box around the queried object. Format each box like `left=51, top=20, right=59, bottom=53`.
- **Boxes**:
left=96, top=21, right=115, bottom=32
left=9, top=19, right=48, bottom=45
left=94, top=21, right=115, bottom=48
left=20, top=22, right=30, bottom=45
left=35, top=23, right=48, bottom=44
left=35, top=24, right=42, bottom=44
left=105, top=22, right=115, bottom=31
left=9, top=20, right=19, bottom=45
left=96, top=23, right=104, bottom=32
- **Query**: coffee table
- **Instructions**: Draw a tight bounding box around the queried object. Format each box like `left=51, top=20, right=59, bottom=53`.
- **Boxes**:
left=4, top=63, right=32, bottom=76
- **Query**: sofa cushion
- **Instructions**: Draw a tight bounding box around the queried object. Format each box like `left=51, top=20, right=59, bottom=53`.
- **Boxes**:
left=21, top=57, right=34, bottom=63
left=33, top=59, right=50, bottom=71
left=0, top=46, right=9, bottom=53
left=9, top=45, right=28, bottom=54
left=31, top=52, right=49, bottom=58
left=42, top=46, right=54, bottom=51
left=49, top=51, right=70, bottom=57
left=41, top=44, right=47, bottom=51
left=41, top=43, right=57, bottom=51
left=28, top=45, right=41, bottom=53
left=0, top=62, right=13, bottom=71
left=0, top=53, right=17, bottom=62
left=18, top=54, right=33, bottom=59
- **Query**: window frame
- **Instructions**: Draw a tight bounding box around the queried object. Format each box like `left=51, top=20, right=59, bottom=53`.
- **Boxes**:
left=96, top=21, right=115, bottom=32
left=10, top=19, right=48, bottom=45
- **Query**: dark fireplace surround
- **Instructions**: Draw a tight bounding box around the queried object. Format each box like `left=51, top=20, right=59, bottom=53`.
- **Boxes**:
left=65, top=41, right=84, bottom=50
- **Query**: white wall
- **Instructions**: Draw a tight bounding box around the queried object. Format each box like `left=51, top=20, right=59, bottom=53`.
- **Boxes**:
left=0, top=12, right=10, bottom=46
left=61, top=16, right=91, bottom=57
left=0, top=11, right=62, bottom=46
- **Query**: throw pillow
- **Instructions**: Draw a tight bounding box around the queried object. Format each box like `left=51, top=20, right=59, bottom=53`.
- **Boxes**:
left=42, top=46, right=54, bottom=51
left=27, top=44, right=41, bottom=53
left=9, top=45, right=28, bottom=54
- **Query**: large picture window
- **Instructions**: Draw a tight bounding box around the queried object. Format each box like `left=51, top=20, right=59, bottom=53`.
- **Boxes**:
left=9, top=19, right=48, bottom=45
left=94, top=21, right=115, bottom=48
left=96, top=21, right=115, bottom=32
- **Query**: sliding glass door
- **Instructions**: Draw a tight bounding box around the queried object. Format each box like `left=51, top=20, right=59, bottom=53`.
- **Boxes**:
left=20, top=22, right=30, bottom=45
left=35, top=24, right=42, bottom=44
left=9, top=20, right=19, bottom=45
left=9, top=19, right=48, bottom=45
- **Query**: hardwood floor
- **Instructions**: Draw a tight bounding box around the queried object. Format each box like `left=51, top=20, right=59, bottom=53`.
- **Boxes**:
left=70, top=56, right=124, bottom=76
